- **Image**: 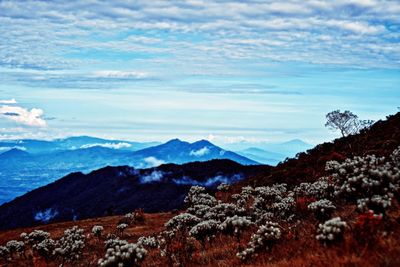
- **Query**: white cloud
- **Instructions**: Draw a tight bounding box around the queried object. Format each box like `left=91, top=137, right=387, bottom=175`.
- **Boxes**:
left=0, top=105, right=47, bottom=127
left=93, top=70, right=149, bottom=79
left=143, top=156, right=165, bottom=167
left=207, top=134, right=269, bottom=144
left=0, top=0, right=398, bottom=74
left=140, top=170, right=164, bottom=183
left=190, top=146, right=210, bottom=157
left=80, top=142, right=132, bottom=149
left=0, top=99, right=17, bottom=104
left=323, top=20, right=385, bottom=35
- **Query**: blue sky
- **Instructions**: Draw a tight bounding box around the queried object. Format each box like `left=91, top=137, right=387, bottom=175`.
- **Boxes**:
left=0, top=0, right=399, bottom=145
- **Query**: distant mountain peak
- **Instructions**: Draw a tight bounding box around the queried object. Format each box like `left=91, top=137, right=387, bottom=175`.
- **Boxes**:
left=164, top=138, right=188, bottom=145
left=0, top=148, right=30, bottom=157
left=282, top=139, right=310, bottom=145
left=191, top=139, right=214, bottom=147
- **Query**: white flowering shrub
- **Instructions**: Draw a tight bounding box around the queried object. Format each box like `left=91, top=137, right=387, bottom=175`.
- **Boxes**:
left=156, top=230, right=174, bottom=258
left=219, top=215, right=253, bottom=243
left=203, top=203, right=243, bottom=222
left=237, top=221, right=281, bottom=261
left=137, top=236, right=158, bottom=249
left=165, top=213, right=201, bottom=232
left=189, top=220, right=219, bottom=247
left=121, top=209, right=145, bottom=225
left=217, top=183, right=230, bottom=191
left=241, top=186, right=255, bottom=197
left=6, top=240, right=25, bottom=256
left=24, top=230, right=51, bottom=245
left=187, top=204, right=211, bottom=218
left=250, top=184, right=295, bottom=221
left=156, top=230, right=197, bottom=266
left=192, top=193, right=218, bottom=208
left=357, top=195, right=392, bottom=213
left=294, top=177, right=333, bottom=199
left=20, top=232, right=27, bottom=240
left=92, top=225, right=104, bottom=238
left=231, top=186, right=255, bottom=208
left=255, top=184, right=287, bottom=202
left=117, top=223, right=128, bottom=235
left=255, top=212, right=275, bottom=226
left=316, top=217, right=347, bottom=245
left=123, top=213, right=136, bottom=224
left=105, top=237, right=128, bottom=249
left=272, top=196, right=296, bottom=220
left=33, top=238, right=56, bottom=260
left=0, top=246, right=9, bottom=261
left=21, top=230, right=55, bottom=260
left=308, top=199, right=336, bottom=221
left=235, top=196, right=248, bottom=210
left=390, top=146, right=400, bottom=200
left=54, top=226, right=85, bottom=263
left=184, top=186, right=207, bottom=206
left=326, top=149, right=400, bottom=213
left=98, top=242, right=147, bottom=267
left=391, top=146, right=400, bottom=166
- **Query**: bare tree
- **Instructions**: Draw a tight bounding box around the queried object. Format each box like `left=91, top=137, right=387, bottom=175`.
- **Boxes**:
left=325, top=110, right=374, bottom=137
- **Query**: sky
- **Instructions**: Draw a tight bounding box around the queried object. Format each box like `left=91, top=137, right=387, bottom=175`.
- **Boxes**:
left=0, top=0, right=399, bottom=145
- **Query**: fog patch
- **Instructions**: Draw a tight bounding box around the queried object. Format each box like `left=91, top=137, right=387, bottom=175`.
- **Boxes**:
left=143, top=156, right=165, bottom=167
left=140, top=170, right=164, bottom=183
left=190, top=147, right=210, bottom=157
left=34, top=208, right=58, bottom=223
left=80, top=142, right=132, bottom=149
left=173, top=174, right=243, bottom=187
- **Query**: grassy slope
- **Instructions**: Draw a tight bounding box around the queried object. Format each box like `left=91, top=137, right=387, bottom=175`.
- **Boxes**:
left=1, top=113, right=399, bottom=266
left=0, top=198, right=399, bottom=266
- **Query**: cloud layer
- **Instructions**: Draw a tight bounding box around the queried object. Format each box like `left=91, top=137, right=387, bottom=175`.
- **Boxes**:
left=0, top=105, right=47, bottom=127
left=1, top=0, right=399, bottom=78
left=80, top=142, right=132, bottom=149
left=0, top=1, right=398, bottom=143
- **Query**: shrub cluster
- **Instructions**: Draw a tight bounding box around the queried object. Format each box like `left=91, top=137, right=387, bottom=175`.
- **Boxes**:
left=98, top=242, right=147, bottom=267
left=294, top=176, right=333, bottom=199
left=92, top=225, right=104, bottom=238
left=137, top=236, right=158, bottom=248
left=316, top=217, right=347, bottom=245
left=0, top=146, right=399, bottom=266
left=34, top=238, right=56, bottom=260
left=217, top=183, right=230, bottom=191
left=326, top=146, right=400, bottom=214
left=53, top=226, right=86, bottom=263
left=237, top=221, right=281, bottom=261
left=117, top=223, right=129, bottom=235
left=189, top=220, right=219, bottom=247
left=308, top=199, right=336, bottom=221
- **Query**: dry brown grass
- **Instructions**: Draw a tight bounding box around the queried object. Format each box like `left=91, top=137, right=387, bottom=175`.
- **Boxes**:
left=0, top=204, right=399, bottom=267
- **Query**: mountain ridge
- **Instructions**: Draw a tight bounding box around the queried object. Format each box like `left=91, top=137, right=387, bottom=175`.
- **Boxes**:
left=0, top=138, right=258, bottom=204
left=0, top=159, right=269, bottom=230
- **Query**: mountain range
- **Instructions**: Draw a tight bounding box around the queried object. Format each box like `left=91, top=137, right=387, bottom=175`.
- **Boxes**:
left=0, top=138, right=257, bottom=204
left=0, top=136, right=160, bottom=154
left=1, top=113, right=399, bottom=230
left=235, top=147, right=286, bottom=165
left=0, top=160, right=269, bottom=230
left=223, top=139, right=313, bottom=163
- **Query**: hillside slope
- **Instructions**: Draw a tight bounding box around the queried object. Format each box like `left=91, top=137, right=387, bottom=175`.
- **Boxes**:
left=0, top=113, right=399, bottom=267
left=0, top=160, right=269, bottom=230
left=0, top=139, right=257, bottom=204
left=243, top=112, right=400, bottom=187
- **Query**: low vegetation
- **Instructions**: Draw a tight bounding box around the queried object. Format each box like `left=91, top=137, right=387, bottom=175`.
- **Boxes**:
left=0, top=145, right=399, bottom=266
